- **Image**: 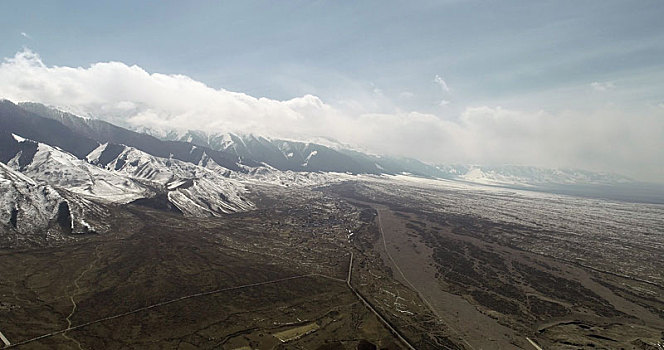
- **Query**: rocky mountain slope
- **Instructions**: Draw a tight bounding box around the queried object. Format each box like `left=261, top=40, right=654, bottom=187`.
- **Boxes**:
left=87, top=143, right=254, bottom=215
left=0, top=161, right=108, bottom=247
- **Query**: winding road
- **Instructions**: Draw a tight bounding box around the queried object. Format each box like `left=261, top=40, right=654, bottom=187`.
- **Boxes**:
left=62, top=247, right=102, bottom=349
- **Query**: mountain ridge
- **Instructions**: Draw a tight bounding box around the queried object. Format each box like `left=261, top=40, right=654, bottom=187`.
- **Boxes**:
left=9, top=101, right=637, bottom=186
left=1, top=99, right=662, bottom=247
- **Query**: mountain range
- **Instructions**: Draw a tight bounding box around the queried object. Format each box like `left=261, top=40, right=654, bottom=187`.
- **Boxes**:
left=13, top=101, right=633, bottom=185
left=1, top=99, right=653, bottom=246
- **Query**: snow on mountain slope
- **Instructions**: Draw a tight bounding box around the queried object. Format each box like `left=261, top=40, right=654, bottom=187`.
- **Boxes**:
left=140, top=128, right=380, bottom=174
left=437, top=165, right=632, bottom=187
left=0, top=162, right=107, bottom=247
left=237, top=166, right=351, bottom=188
left=18, top=102, right=248, bottom=172
left=12, top=103, right=640, bottom=187
left=302, top=150, right=318, bottom=167
left=8, top=135, right=150, bottom=203
left=141, top=127, right=637, bottom=186
left=5, top=132, right=255, bottom=218
left=459, top=167, right=518, bottom=186
left=0, top=161, right=59, bottom=238
left=88, top=144, right=254, bottom=215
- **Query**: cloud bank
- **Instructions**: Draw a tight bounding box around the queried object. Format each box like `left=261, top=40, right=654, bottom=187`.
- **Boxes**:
left=0, top=50, right=662, bottom=182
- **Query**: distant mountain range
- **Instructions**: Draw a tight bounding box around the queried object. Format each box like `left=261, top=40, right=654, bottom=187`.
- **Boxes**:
left=1, top=99, right=653, bottom=244
left=13, top=101, right=632, bottom=186
left=138, top=127, right=634, bottom=188
left=3, top=100, right=637, bottom=185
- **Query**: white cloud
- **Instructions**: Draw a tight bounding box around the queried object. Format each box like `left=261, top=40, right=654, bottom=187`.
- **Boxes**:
left=590, top=81, right=615, bottom=91
left=434, top=75, right=453, bottom=107
left=0, top=50, right=662, bottom=182
left=20, top=32, right=31, bottom=39
left=434, top=74, right=450, bottom=92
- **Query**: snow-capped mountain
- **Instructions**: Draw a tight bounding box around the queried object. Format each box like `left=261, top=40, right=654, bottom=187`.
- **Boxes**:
left=435, top=164, right=632, bottom=187
left=4, top=133, right=255, bottom=217
left=9, top=101, right=637, bottom=188
left=8, top=134, right=150, bottom=202
left=88, top=143, right=254, bottom=215
left=1, top=161, right=65, bottom=245
left=2, top=101, right=355, bottom=222
left=136, top=127, right=638, bottom=187
left=141, top=128, right=450, bottom=177
left=1, top=98, right=651, bottom=248
left=239, top=166, right=352, bottom=187
left=18, top=102, right=632, bottom=187
left=0, top=162, right=107, bottom=247
left=155, top=130, right=382, bottom=174
left=17, top=102, right=249, bottom=172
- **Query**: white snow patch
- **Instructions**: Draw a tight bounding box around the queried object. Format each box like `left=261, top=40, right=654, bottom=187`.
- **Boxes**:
left=79, top=218, right=93, bottom=231
left=166, top=179, right=189, bottom=190
left=86, top=143, right=107, bottom=163
left=12, top=133, right=27, bottom=143
left=302, top=150, right=318, bottom=167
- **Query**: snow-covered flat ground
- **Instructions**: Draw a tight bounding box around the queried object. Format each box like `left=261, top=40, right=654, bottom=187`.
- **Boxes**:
left=353, top=174, right=664, bottom=285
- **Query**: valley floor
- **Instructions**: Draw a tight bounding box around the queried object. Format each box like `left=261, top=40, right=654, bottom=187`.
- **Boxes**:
left=0, top=199, right=404, bottom=349
left=326, top=179, right=664, bottom=349
left=0, top=177, right=663, bottom=349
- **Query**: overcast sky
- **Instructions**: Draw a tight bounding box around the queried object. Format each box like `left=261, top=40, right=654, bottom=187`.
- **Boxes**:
left=1, top=1, right=663, bottom=181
